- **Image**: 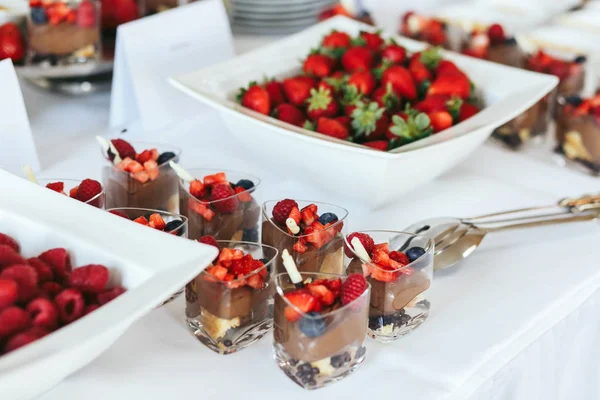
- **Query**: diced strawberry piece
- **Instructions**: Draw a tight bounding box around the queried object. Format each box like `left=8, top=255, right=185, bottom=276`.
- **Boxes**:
left=97, top=286, right=126, bottom=305
left=0, top=306, right=30, bottom=338
left=0, top=279, right=18, bottom=309
left=0, top=233, right=19, bottom=252
left=27, top=257, right=53, bottom=283
left=307, top=284, right=335, bottom=306
left=373, top=243, right=389, bottom=253
left=247, top=273, right=265, bottom=289
left=0, top=265, right=39, bottom=302
left=132, top=171, right=150, bottom=183
left=301, top=208, right=315, bottom=226
left=205, top=265, right=228, bottom=280
left=135, top=149, right=152, bottom=164
left=188, top=199, right=215, bottom=221
left=292, top=239, right=308, bottom=253
left=45, top=181, right=64, bottom=193
left=288, top=206, right=301, bottom=224
left=324, top=278, right=342, bottom=297
left=368, top=263, right=398, bottom=282
left=0, top=244, right=26, bottom=268
left=69, top=186, right=79, bottom=198
left=27, top=297, right=58, bottom=330
left=189, top=179, right=206, bottom=199
left=69, top=264, right=110, bottom=293
left=149, top=148, right=159, bottom=161
left=224, top=274, right=246, bottom=289
left=133, top=216, right=148, bottom=226
left=234, top=186, right=252, bottom=202
left=389, top=251, right=410, bottom=265
left=203, top=172, right=227, bottom=186
left=148, top=213, right=166, bottom=230
left=39, top=248, right=71, bottom=279
left=4, top=326, right=48, bottom=353
left=284, top=289, right=320, bottom=322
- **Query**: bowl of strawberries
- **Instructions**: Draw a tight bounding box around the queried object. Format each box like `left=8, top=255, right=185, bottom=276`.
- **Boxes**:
left=171, top=16, right=557, bottom=207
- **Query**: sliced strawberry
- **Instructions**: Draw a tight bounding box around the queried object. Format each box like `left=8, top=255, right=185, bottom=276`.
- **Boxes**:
left=148, top=213, right=166, bottom=230
left=189, top=179, right=206, bottom=199
left=133, top=216, right=148, bottom=226
left=292, top=239, right=308, bottom=253
left=45, top=181, right=65, bottom=193
left=284, top=289, right=320, bottom=322
left=307, top=283, right=335, bottom=305
left=203, top=172, right=227, bottom=186
left=247, top=273, right=265, bottom=289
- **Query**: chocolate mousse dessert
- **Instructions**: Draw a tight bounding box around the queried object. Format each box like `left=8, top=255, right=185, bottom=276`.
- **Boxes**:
left=400, top=11, right=451, bottom=49
left=261, top=199, right=347, bottom=276
left=26, top=0, right=100, bottom=66
left=273, top=251, right=370, bottom=390
left=345, top=231, right=434, bottom=342
left=177, top=169, right=261, bottom=242
left=461, top=23, right=525, bottom=68
left=100, top=138, right=180, bottom=213
left=555, top=94, right=600, bottom=175
left=185, top=237, right=277, bottom=354
left=41, top=178, right=104, bottom=208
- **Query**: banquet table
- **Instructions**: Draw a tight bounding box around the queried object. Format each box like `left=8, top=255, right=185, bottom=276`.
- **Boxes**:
left=17, top=34, right=600, bottom=400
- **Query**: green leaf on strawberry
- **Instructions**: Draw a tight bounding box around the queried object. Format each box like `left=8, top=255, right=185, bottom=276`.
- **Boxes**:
left=340, top=84, right=362, bottom=106
left=236, top=81, right=258, bottom=103
left=446, top=97, right=463, bottom=122
left=389, top=109, right=433, bottom=142
left=351, top=101, right=386, bottom=137
left=380, top=82, right=400, bottom=112
left=351, top=36, right=367, bottom=47
left=324, top=75, right=347, bottom=92
left=417, top=80, right=431, bottom=100
left=303, top=120, right=315, bottom=131
left=420, top=47, right=442, bottom=69
left=372, top=59, right=392, bottom=81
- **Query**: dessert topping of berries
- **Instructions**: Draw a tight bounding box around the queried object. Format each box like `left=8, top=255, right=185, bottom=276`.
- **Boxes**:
left=186, top=172, right=253, bottom=220
left=202, top=247, right=268, bottom=290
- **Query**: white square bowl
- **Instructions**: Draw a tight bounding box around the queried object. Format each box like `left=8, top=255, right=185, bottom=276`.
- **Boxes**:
left=170, top=16, right=557, bottom=208
left=0, top=169, right=218, bottom=400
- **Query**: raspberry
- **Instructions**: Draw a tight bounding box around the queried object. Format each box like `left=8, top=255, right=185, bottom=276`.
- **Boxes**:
left=45, top=181, right=64, bottom=193
left=344, top=232, right=375, bottom=258
left=55, top=288, right=85, bottom=324
left=389, top=251, right=409, bottom=265
left=27, top=297, right=58, bottom=330
left=97, top=286, right=126, bottom=305
left=210, top=184, right=239, bottom=213
left=0, top=233, right=19, bottom=252
left=0, top=244, right=26, bottom=268
left=110, top=139, right=136, bottom=160
left=198, top=235, right=219, bottom=249
left=83, top=304, right=100, bottom=316
left=148, top=213, right=166, bottom=230
left=109, top=209, right=129, bottom=219
left=0, top=279, right=18, bottom=309
left=272, top=199, right=299, bottom=224
left=135, top=149, right=153, bottom=164
left=0, top=265, right=39, bottom=302
left=75, top=179, right=103, bottom=203
left=39, top=248, right=72, bottom=279
left=0, top=306, right=30, bottom=337
left=40, top=282, right=63, bottom=299
left=27, top=257, right=53, bottom=283
left=487, top=23, right=505, bottom=44
left=4, top=327, right=48, bottom=353
left=340, top=273, right=369, bottom=305
left=69, top=265, right=109, bottom=293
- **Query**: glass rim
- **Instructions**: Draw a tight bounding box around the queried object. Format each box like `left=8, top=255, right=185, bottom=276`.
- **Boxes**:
left=106, top=207, right=188, bottom=234
left=274, top=271, right=371, bottom=320
left=37, top=178, right=104, bottom=205
left=344, top=229, right=434, bottom=272
left=101, top=140, right=182, bottom=168
left=179, top=168, right=261, bottom=204
left=262, top=199, right=348, bottom=239
left=200, top=240, right=278, bottom=282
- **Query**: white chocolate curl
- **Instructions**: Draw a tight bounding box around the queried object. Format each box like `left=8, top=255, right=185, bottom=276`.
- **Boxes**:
left=169, top=161, right=195, bottom=182
left=282, top=249, right=303, bottom=285
left=96, top=136, right=122, bottom=165
left=351, top=237, right=372, bottom=262
left=286, top=217, right=300, bottom=234
left=22, top=165, right=38, bottom=184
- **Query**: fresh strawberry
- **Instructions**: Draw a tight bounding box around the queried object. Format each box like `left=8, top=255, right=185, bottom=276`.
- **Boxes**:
left=210, top=184, right=239, bottom=213
left=284, top=289, right=320, bottom=322
left=76, top=0, right=96, bottom=28
left=265, top=80, right=285, bottom=106
left=282, top=76, right=314, bottom=106
left=409, top=56, right=432, bottom=83
left=359, top=30, right=384, bottom=51
left=0, top=23, right=24, bottom=62
left=133, top=216, right=148, bottom=226
left=307, top=283, right=335, bottom=306
left=335, top=116, right=351, bottom=129
left=189, top=179, right=206, bottom=199
left=148, top=213, right=166, bottom=230
left=387, top=110, right=433, bottom=143
left=238, top=83, right=270, bottom=115
left=487, top=23, right=505, bottom=45
left=428, top=110, right=454, bottom=133
left=347, top=71, right=375, bottom=96
left=27, top=297, right=58, bottom=330
left=382, top=65, right=417, bottom=100
left=350, top=101, right=387, bottom=139
left=303, top=53, right=335, bottom=77
left=110, top=139, right=136, bottom=160
left=322, top=30, right=351, bottom=48
left=0, top=265, right=38, bottom=302
left=381, top=43, right=407, bottom=64
left=459, top=103, right=480, bottom=121
left=0, top=306, right=30, bottom=338
left=364, top=140, right=389, bottom=151
left=272, top=199, right=298, bottom=224
left=75, top=179, right=102, bottom=203
left=428, top=72, right=471, bottom=99
left=0, top=233, right=19, bottom=252
left=246, top=273, right=265, bottom=289
left=45, top=182, right=64, bottom=193
left=203, top=172, right=228, bottom=186
left=372, top=84, right=400, bottom=112
left=306, top=86, right=338, bottom=120
left=198, top=235, right=219, bottom=249
left=0, top=279, right=18, bottom=309
left=316, top=117, right=349, bottom=140
left=341, top=46, right=374, bottom=72
left=414, top=94, right=451, bottom=113
left=273, top=103, right=305, bottom=127
left=436, top=59, right=463, bottom=77
left=38, top=248, right=71, bottom=279
left=340, top=273, right=368, bottom=305
left=345, top=232, right=375, bottom=257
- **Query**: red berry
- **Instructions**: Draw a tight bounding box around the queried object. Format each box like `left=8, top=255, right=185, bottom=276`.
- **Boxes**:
left=0, top=233, right=19, bottom=252
left=341, top=46, right=374, bottom=72
left=0, top=279, right=18, bottom=309
left=38, top=248, right=72, bottom=279
left=265, top=80, right=285, bottom=106
left=0, top=244, right=26, bottom=268
left=0, top=306, right=30, bottom=338
left=273, top=103, right=306, bottom=127
left=340, top=273, right=369, bottom=305
left=4, top=327, right=48, bottom=353
left=76, top=0, right=96, bottom=28
left=69, top=265, right=110, bottom=293
left=110, top=139, right=136, bottom=160
left=316, top=117, right=349, bottom=140
left=114, top=0, right=138, bottom=24
left=303, top=54, right=335, bottom=77
left=389, top=251, right=410, bottom=265
left=27, top=297, right=58, bottom=330
left=40, top=282, right=63, bottom=299
left=97, top=286, right=126, bottom=305
left=84, top=304, right=100, bottom=315
left=45, top=181, right=65, bottom=193
left=284, top=289, right=320, bottom=322
left=198, top=235, right=219, bottom=249
left=55, top=288, right=85, bottom=324
left=210, top=184, right=239, bottom=213
left=360, top=30, right=384, bottom=51
left=364, top=140, right=389, bottom=151
left=272, top=199, right=299, bottom=224
left=0, top=23, right=25, bottom=62
left=240, top=84, right=271, bottom=115
left=0, top=265, right=39, bottom=302
left=322, top=30, right=351, bottom=48
left=75, top=179, right=103, bottom=203
left=345, top=232, right=375, bottom=258
left=109, top=209, right=129, bottom=219
left=487, top=23, right=505, bottom=45
left=27, top=257, right=53, bottom=283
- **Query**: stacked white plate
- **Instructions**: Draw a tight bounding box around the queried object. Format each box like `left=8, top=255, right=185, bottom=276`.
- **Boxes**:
left=229, top=0, right=337, bottom=35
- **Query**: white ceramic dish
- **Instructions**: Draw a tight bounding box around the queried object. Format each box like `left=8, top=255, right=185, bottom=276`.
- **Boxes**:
left=0, top=169, right=218, bottom=400
left=170, top=16, right=557, bottom=207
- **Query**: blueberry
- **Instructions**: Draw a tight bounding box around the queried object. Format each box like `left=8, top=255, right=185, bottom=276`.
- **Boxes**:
left=164, top=219, right=184, bottom=235
left=368, top=316, right=383, bottom=330
left=235, top=179, right=254, bottom=190
left=289, top=358, right=299, bottom=367
left=564, top=95, right=583, bottom=106
left=574, top=55, right=587, bottom=64
left=318, top=212, right=338, bottom=225
left=331, top=352, right=350, bottom=368
left=242, top=227, right=259, bottom=242
left=30, top=7, right=48, bottom=24
left=301, top=376, right=317, bottom=386
left=406, top=247, right=426, bottom=262
left=355, top=346, right=366, bottom=359
left=156, top=151, right=176, bottom=165
left=298, top=363, right=313, bottom=374
left=504, top=37, right=517, bottom=45
left=299, top=312, right=326, bottom=338
left=223, top=339, right=233, bottom=347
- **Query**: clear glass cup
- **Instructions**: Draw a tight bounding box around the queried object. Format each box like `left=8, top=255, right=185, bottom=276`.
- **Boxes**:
left=101, top=142, right=181, bottom=213
left=37, top=178, right=105, bottom=208
left=273, top=272, right=370, bottom=390
left=107, top=207, right=188, bottom=306
left=185, top=241, right=277, bottom=355
left=178, top=168, right=261, bottom=242
left=26, top=0, right=101, bottom=67
left=261, top=200, right=348, bottom=275
left=344, top=230, right=434, bottom=342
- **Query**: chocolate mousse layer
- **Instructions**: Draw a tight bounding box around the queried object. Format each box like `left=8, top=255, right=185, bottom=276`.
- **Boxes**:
left=103, top=165, right=179, bottom=213
left=486, top=43, right=526, bottom=68
left=261, top=220, right=344, bottom=275
left=555, top=111, right=600, bottom=173
left=28, top=22, right=99, bottom=55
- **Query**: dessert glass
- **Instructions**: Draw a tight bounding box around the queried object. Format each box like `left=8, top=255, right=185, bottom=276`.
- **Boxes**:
left=345, top=230, right=434, bottom=342
left=185, top=241, right=277, bottom=355
left=38, top=178, right=104, bottom=208
left=178, top=169, right=261, bottom=242
left=107, top=207, right=188, bottom=305
left=101, top=142, right=181, bottom=213
left=262, top=200, right=348, bottom=275
left=273, top=272, right=370, bottom=390
left=26, top=0, right=101, bottom=67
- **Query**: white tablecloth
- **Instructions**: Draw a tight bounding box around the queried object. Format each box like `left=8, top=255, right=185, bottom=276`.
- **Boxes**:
left=16, top=36, right=600, bottom=400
